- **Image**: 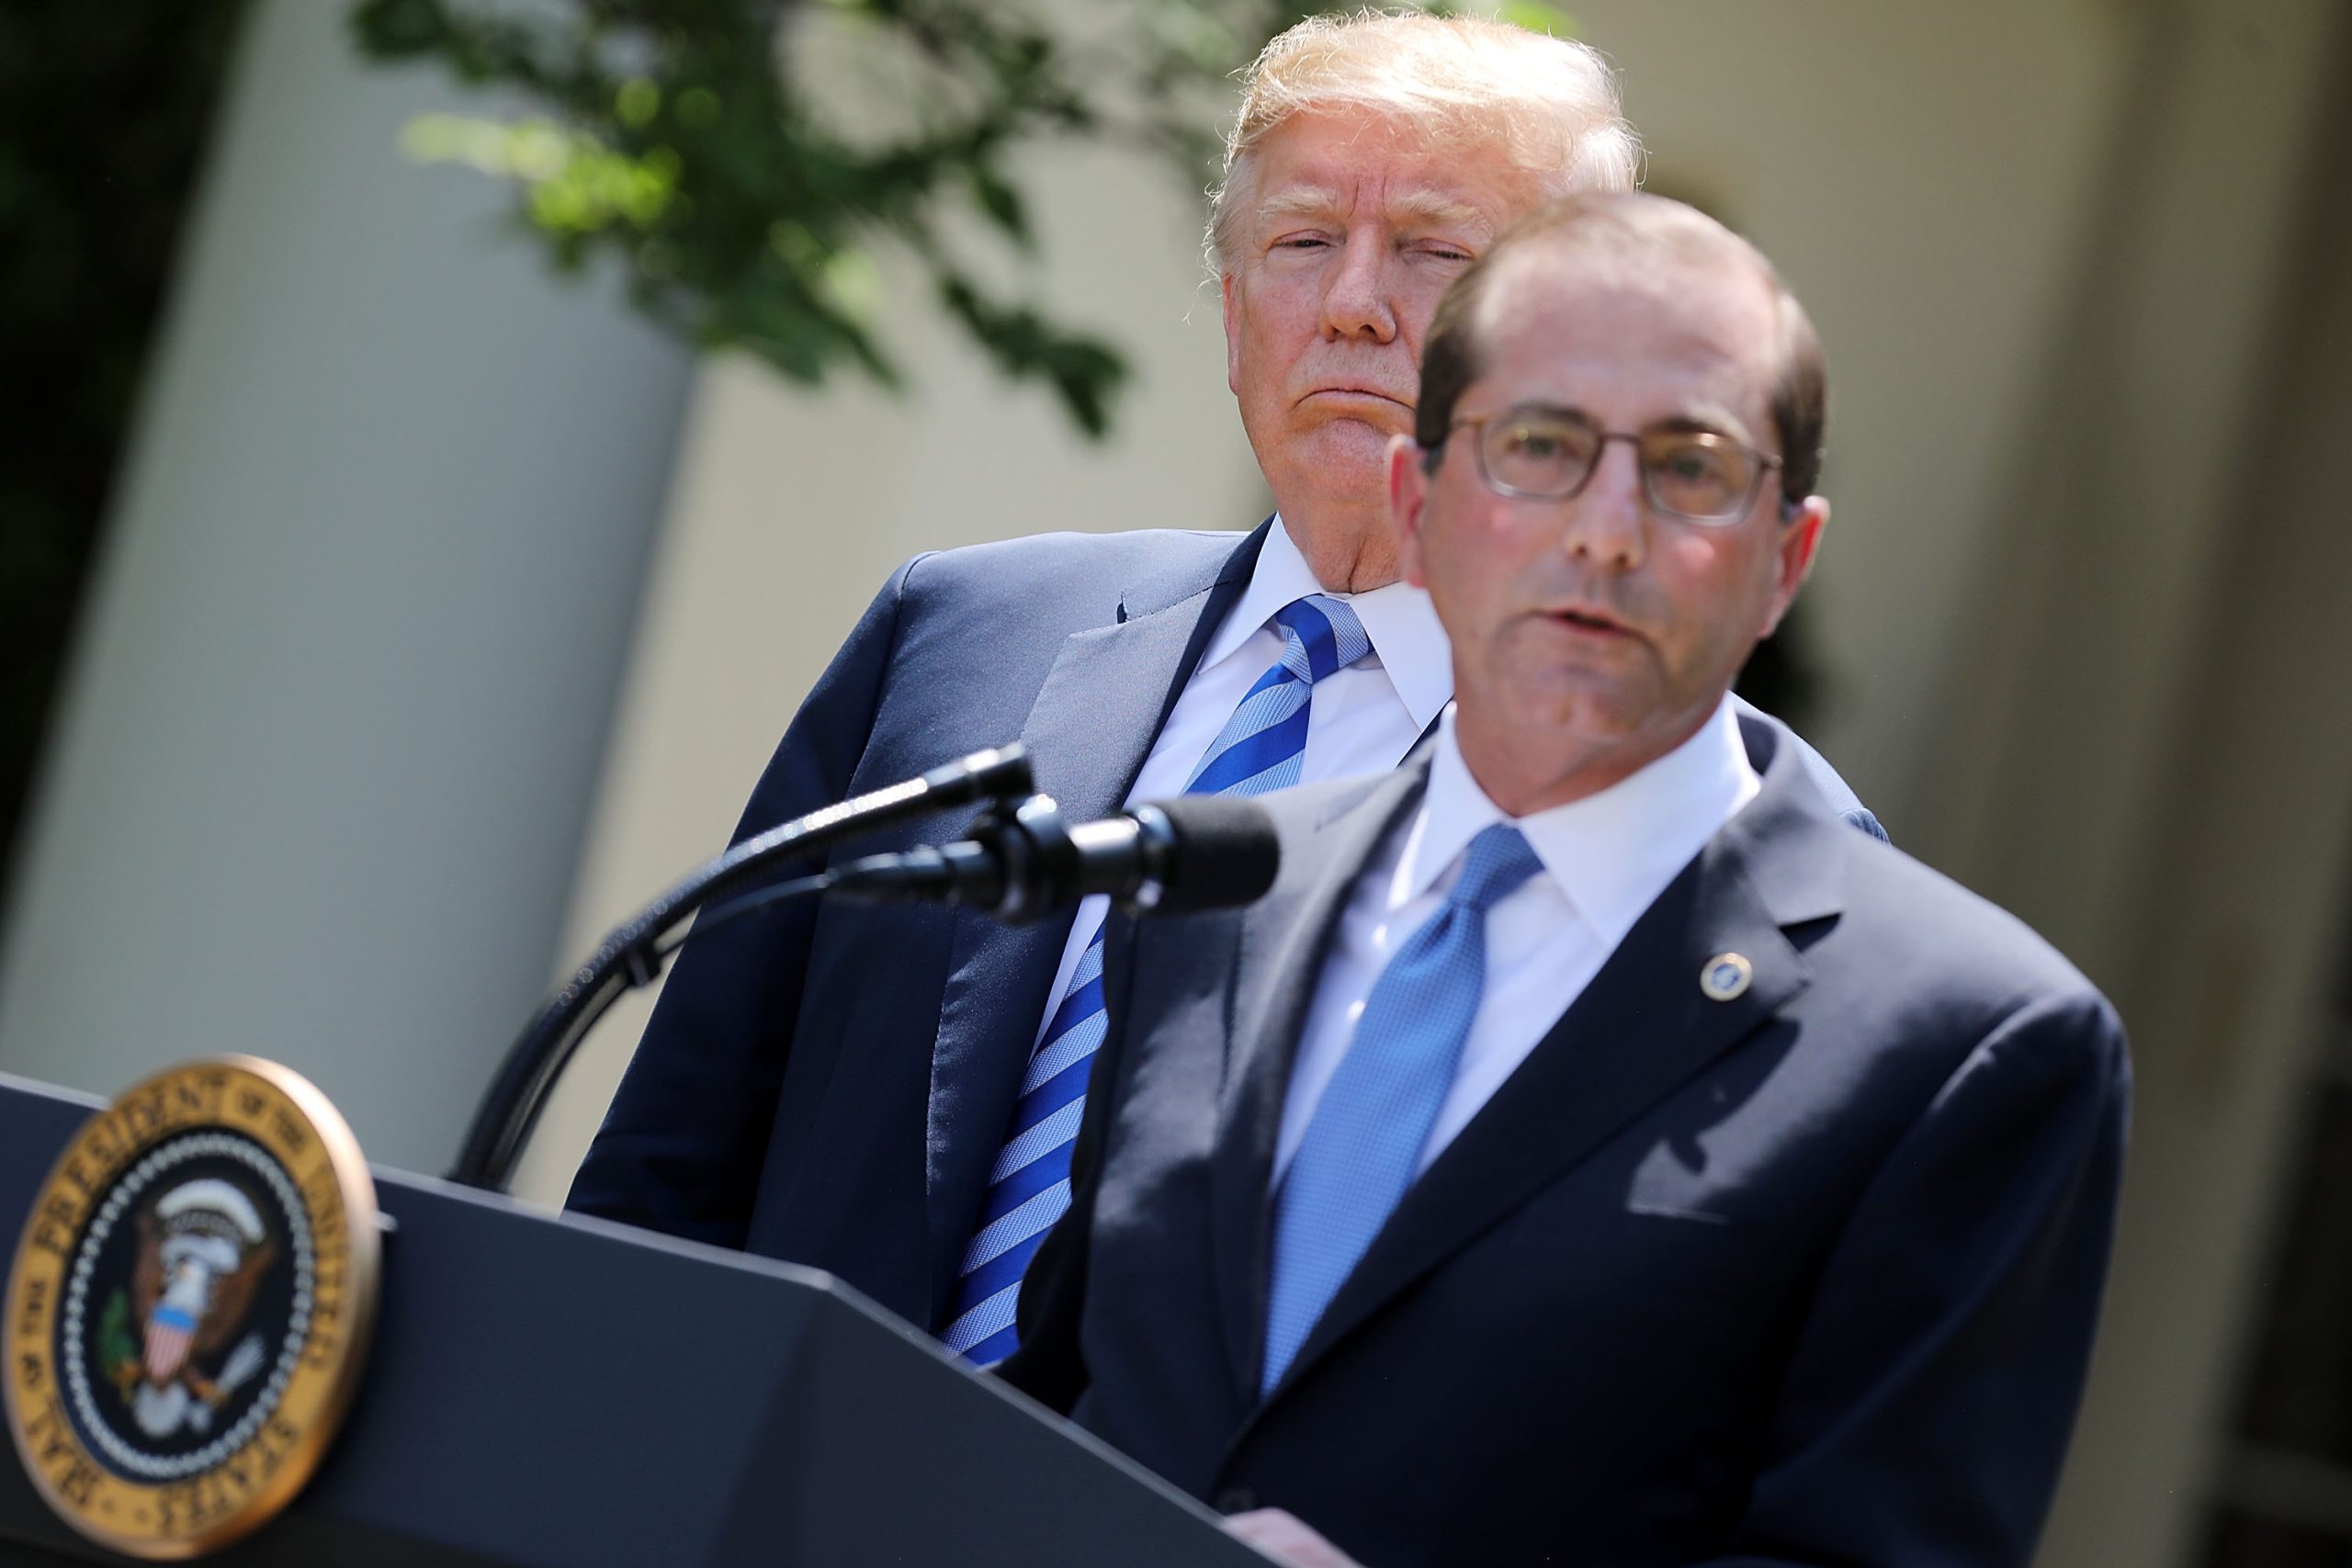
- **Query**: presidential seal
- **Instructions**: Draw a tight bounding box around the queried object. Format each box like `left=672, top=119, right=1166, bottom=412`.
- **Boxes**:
left=5, top=1057, right=379, bottom=1559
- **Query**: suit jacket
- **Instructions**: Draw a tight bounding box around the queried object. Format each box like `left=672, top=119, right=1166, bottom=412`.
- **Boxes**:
left=1001, top=713, right=2129, bottom=1568
left=569, top=523, right=1887, bottom=1336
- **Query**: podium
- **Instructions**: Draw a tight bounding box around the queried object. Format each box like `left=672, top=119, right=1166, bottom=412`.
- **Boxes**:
left=0, top=1074, right=1264, bottom=1566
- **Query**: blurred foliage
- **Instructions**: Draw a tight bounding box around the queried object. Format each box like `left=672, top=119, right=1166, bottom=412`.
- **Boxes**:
left=345, top=0, right=1365, bottom=436
left=347, top=0, right=1421, bottom=436
left=0, top=0, right=251, bottom=898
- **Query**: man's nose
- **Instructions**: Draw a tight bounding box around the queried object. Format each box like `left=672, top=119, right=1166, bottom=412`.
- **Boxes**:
left=1319, top=231, right=1398, bottom=343
left=1559, top=438, right=1647, bottom=568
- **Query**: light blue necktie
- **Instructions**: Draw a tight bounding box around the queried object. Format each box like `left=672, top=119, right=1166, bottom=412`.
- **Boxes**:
left=941, top=594, right=1372, bottom=1362
left=1258, top=823, right=1545, bottom=1395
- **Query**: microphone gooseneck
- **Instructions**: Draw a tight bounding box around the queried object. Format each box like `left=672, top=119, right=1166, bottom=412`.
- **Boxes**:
left=448, top=745, right=1035, bottom=1193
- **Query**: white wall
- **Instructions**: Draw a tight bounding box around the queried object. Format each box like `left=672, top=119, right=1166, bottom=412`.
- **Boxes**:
left=1570, top=0, right=2133, bottom=829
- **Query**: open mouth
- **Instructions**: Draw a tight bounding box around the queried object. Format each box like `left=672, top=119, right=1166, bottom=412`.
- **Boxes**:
left=1549, top=607, right=1634, bottom=637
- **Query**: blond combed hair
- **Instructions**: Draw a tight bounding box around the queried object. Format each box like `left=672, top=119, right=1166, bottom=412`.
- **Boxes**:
left=1207, top=9, right=1642, bottom=274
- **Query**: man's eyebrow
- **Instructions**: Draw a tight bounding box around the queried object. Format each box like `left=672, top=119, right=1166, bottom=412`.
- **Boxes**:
left=1650, top=407, right=1761, bottom=444
left=1496, top=401, right=1764, bottom=445
left=1254, top=185, right=1345, bottom=225
left=1385, top=189, right=1489, bottom=233
left=1494, top=400, right=1594, bottom=423
left=1252, top=186, right=1491, bottom=234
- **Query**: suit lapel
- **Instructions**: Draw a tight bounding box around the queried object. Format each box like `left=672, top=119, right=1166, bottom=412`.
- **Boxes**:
left=1205, top=765, right=1430, bottom=1397
left=1246, top=716, right=1852, bottom=1416
left=921, top=524, right=1269, bottom=1324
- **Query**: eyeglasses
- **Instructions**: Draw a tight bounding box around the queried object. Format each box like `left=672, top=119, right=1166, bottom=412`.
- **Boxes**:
left=1445, top=405, right=1784, bottom=525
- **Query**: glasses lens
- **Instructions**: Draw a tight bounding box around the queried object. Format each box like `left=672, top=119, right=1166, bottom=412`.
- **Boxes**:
left=1481, top=412, right=1600, bottom=498
left=1641, top=432, right=1756, bottom=521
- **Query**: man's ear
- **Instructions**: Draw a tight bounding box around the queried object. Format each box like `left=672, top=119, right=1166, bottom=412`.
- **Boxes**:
left=1222, top=272, right=1243, bottom=396
left=1388, top=435, right=1433, bottom=587
left=1759, top=496, right=1827, bottom=637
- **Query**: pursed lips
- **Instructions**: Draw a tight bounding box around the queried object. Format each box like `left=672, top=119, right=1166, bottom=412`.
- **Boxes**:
left=1298, top=384, right=1413, bottom=408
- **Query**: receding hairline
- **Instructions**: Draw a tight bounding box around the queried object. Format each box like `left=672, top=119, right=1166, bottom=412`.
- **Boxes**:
left=1473, top=249, right=1785, bottom=449
left=1415, top=192, right=1831, bottom=501
left=1472, top=209, right=1788, bottom=350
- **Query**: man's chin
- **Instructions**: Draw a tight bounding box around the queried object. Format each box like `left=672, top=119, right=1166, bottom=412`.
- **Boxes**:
left=1289, top=416, right=1408, bottom=484
left=1467, top=676, right=1676, bottom=760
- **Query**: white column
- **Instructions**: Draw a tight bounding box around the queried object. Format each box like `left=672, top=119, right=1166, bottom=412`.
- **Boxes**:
left=0, top=0, right=694, bottom=1175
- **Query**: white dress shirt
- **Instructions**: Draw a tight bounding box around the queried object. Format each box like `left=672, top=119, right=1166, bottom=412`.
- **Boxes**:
left=1027, top=517, right=1451, bottom=1052
left=1273, top=696, right=1761, bottom=1182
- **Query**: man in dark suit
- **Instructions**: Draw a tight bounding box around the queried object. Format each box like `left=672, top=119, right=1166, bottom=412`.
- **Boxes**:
left=568, top=15, right=1882, bottom=1353
left=1001, top=192, right=2130, bottom=1568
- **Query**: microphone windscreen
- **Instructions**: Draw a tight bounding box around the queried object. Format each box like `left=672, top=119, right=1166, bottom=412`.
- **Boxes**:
left=1145, top=796, right=1281, bottom=914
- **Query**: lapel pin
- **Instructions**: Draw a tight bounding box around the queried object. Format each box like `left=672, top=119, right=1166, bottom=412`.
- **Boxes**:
left=1701, top=953, right=1753, bottom=1002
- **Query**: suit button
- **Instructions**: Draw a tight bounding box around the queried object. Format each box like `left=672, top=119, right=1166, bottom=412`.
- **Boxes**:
left=1216, top=1486, right=1258, bottom=1514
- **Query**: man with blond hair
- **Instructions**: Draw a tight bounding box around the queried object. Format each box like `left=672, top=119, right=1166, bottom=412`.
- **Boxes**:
left=570, top=12, right=1882, bottom=1360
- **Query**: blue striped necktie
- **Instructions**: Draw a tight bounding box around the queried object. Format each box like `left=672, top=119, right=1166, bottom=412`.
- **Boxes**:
left=1259, top=823, right=1545, bottom=1394
left=941, top=594, right=1373, bottom=1362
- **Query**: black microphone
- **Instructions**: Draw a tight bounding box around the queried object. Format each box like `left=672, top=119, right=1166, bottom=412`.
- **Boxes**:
left=832, top=794, right=1280, bottom=923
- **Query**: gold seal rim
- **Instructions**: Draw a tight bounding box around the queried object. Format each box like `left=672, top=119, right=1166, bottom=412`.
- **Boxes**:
left=4, top=1055, right=380, bottom=1560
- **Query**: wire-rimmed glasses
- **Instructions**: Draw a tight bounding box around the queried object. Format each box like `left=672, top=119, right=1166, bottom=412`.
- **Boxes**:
left=1446, top=405, right=1784, bottom=525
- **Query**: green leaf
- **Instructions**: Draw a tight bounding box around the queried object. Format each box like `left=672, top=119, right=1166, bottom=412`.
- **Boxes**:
left=351, top=0, right=452, bottom=59
left=616, top=78, right=661, bottom=130
left=1495, top=0, right=1578, bottom=38
left=936, top=272, right=1127, bottom=438
left=966, top=164, right=1032, bottom=250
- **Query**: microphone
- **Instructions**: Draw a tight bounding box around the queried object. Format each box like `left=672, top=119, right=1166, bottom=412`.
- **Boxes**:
left=831, top=795, right=1280, bottom=923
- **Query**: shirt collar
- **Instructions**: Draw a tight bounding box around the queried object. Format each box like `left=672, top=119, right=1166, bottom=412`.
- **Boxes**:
left=1202, top=514, right=1453, bottom=735
left=1403, top=694, right=1761, bottom=947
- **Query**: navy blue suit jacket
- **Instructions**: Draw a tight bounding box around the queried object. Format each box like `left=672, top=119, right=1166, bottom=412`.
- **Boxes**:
left=1001, top=714, right=2128, bottom=1568
left=570, top=524, right=1884, bottom=1335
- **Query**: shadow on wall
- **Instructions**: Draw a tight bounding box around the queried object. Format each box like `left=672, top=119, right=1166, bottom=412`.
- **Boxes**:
left=0, top=0, right=251, bottom=899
